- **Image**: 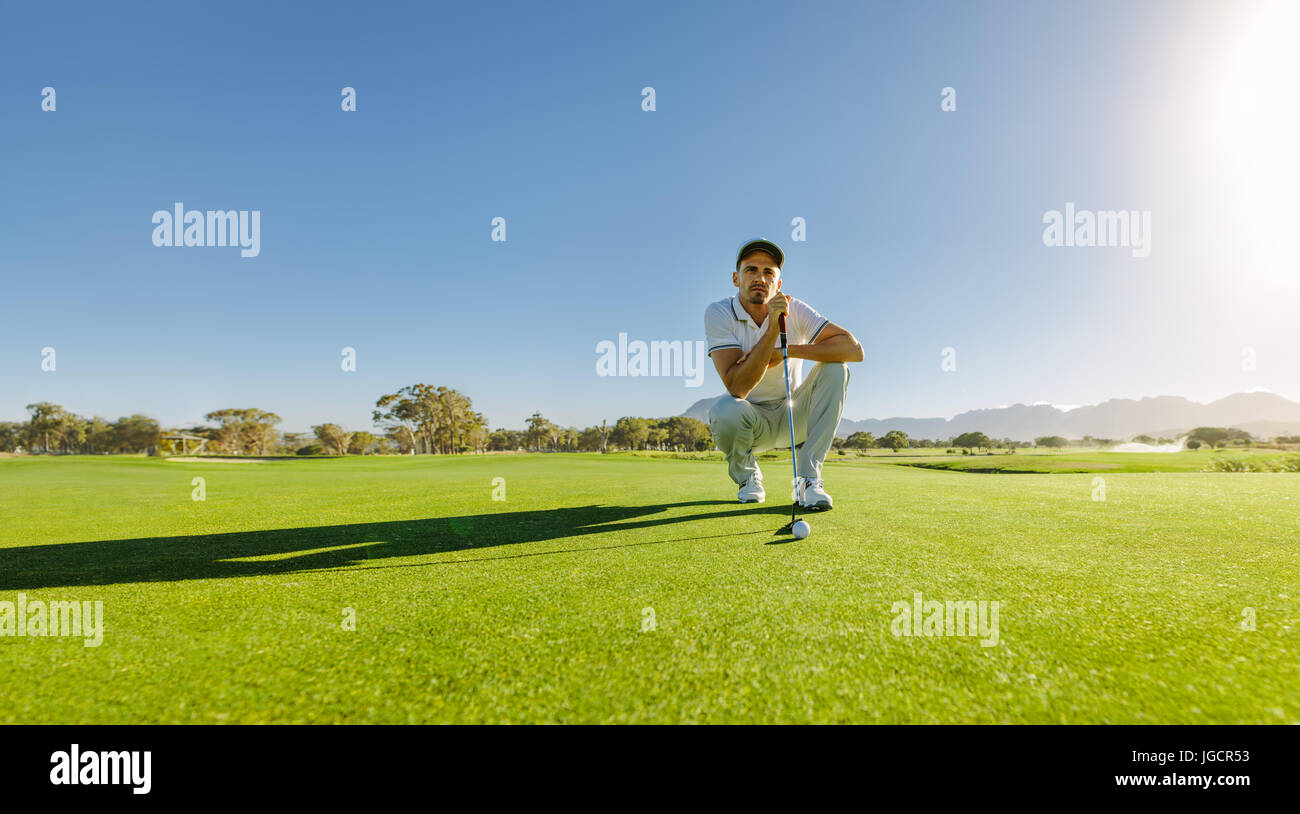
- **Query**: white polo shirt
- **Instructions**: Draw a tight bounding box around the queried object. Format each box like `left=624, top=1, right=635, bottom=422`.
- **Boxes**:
left=704, top=294, right=831, bottom=405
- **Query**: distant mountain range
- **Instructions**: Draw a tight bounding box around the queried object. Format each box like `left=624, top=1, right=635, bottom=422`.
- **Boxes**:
left=681, top=391, right=1300, bottom=442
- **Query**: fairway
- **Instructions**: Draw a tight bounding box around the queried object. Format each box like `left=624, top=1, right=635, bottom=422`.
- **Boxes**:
left=881, top=448, right=1300, bottom=473
left=1, top=453, right=1296, bottom=724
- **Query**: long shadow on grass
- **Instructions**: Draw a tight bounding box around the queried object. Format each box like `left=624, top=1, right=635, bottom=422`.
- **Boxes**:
left=0, top=501, right=785, bottom=590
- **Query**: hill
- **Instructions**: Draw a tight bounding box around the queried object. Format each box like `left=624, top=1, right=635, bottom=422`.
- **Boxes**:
left=683, top=392, right=1300, bottom=442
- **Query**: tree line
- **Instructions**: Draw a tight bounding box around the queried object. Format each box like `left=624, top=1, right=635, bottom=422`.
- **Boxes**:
left=836, top=427, right=1282, bottom=453
left=1035, top=428, right=1267, bottom=450
left=0, top=388, right=714, bottom=456
left=484, top=414, right=713, bottom=453
left=0, top=403, right=161, bottom=454
left=837, top=430, right=1031, bottom=452
left=1, top=394, right=1288, bottom=457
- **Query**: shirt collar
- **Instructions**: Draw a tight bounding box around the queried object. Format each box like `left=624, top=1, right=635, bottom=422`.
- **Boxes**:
left=730, top=295, right=760, bottom=328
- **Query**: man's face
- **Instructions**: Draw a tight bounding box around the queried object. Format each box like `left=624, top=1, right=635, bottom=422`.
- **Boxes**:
left=733, top=251, right=782, bottom=306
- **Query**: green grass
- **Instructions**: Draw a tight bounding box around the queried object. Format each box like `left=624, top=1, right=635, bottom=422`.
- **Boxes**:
left=0, top=453, right=1296, bottom=723
left=880, top=449, right=1290, bottom=474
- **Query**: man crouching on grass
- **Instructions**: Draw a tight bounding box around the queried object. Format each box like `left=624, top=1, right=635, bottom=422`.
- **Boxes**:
left=704, top=238, right=863, bottom=509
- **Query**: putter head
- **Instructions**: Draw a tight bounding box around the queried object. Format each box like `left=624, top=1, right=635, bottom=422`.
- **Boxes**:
left=777, top=498, right=800, bottom=535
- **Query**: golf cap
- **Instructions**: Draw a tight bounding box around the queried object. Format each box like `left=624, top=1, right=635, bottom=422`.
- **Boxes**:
left=735, top=238, right=784, bottom=270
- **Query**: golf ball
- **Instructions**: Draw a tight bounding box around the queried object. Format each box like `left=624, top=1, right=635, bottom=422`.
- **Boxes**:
left=792, top=520, right=811, bottom=539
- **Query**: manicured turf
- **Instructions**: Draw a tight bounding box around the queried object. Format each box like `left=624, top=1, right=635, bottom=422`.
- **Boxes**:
left=882, top=448, right=1300, bottom=474
left=0, top=453, right=1296, bottom=723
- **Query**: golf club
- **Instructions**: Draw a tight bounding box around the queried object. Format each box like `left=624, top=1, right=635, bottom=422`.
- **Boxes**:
left=775, top=309, right=808, bottom=537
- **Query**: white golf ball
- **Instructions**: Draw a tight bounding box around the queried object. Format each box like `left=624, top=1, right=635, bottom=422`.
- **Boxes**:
left=792, top=520, right=811, bottom=539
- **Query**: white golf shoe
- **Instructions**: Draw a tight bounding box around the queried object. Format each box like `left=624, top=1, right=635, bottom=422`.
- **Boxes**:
left=796, top=477, right=833, bottom=511
left=738, top=471, right=765, bottom=503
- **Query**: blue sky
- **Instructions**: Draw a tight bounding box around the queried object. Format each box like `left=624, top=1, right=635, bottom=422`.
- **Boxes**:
left=2, top=0, right=1296, bottom=432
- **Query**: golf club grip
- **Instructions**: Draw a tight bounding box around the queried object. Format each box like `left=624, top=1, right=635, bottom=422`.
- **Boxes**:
left=778, top=312, right=788, bottom=349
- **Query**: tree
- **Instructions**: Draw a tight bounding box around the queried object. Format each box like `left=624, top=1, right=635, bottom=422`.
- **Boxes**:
left=560, top=426, right=580, bottom=452
left=113, top=414, right=161, bottom=453
left=610, top=416, right=650, bottom=450
left=311, top=423, right=352, bottom=455
left=0, top=422, right=21, bottom=452
left=373, top=387, right=427, bottom=453
left=62, top=414, right=89, bottom=453
left=373, top=385, right=487, bottom=454
left=525, top=412, right=556, bottom=451
left=577, top=426, right=605, bottom=451
left=25, top=402, right=71, bottom=453
left=204, top=409, right=281, bottom=455
left=488, top=429, right=524, bottom=451
left=247, top=411, right=281, bottom=455
left=85, top=417, right=114, bottom=453
left=1188, top=427, right=1231, bottom=449
left=433, top=387, right=474, bottom=454
left=281, top=432, right=311, bottom=453
left=878, top=430, right=909, bottom=452
left=462, top=413, right=490, bottom=453
left=665, top=416, right=709, bottom=451
left=347, top=431, right=377, bottom=455
left=384, top=425, right=416, bottom=454
left=954, top=431, right=991, bottom=452
left=645, top=423, right=667, bottom=451
left=1035, top=436, right=1068, bottom=448
left=845, top=431, right=875, bottom=450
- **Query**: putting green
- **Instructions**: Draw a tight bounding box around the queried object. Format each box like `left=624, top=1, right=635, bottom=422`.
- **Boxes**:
left=0, top=453, right=1295, bottom=723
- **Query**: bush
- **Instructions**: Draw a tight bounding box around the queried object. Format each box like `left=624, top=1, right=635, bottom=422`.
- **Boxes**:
left=296, top=444, right=326, bottom=456
left=1203, top=456, right=1300, bottom=472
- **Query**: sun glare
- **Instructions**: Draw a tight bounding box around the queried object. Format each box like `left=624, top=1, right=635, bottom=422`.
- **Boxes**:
left=1202, top=0, right=1300, bottom=281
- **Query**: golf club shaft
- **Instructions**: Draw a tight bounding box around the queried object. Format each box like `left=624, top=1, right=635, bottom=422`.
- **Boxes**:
left=779, top=313, right=798, bottom=523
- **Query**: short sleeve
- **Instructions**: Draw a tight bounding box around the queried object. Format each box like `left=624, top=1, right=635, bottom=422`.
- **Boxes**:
left=705, top=302, right=741, bottom=356
left=792, top=298, right=831, bottom=345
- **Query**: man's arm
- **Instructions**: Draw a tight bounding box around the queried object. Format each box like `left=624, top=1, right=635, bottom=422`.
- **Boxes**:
left=712, top=323, right=779, bottom=398
left=758, top=322, right=863, bottom=366
left=711, top=295, right=790, bottom=398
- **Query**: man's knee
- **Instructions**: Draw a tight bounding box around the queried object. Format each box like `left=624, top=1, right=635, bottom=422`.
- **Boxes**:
left=709, top=396, right=754, bottom=433
left=814, top=361, right=849, bottom=391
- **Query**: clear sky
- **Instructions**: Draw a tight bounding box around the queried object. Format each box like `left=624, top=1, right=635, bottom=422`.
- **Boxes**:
left=2, top=0, right=1296, bottom=432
